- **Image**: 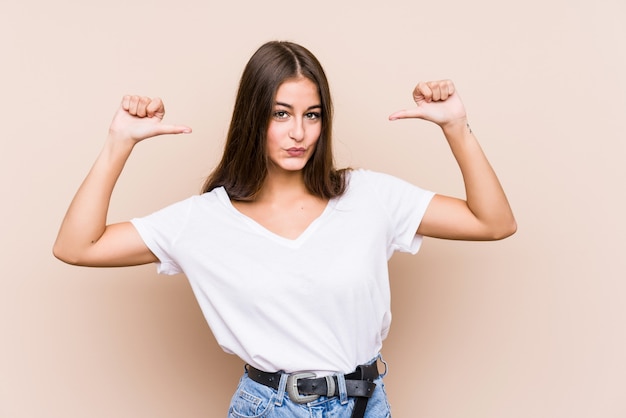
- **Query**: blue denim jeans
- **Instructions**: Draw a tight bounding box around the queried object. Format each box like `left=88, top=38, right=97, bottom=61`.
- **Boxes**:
left=227, top=356, right=392, bottom=418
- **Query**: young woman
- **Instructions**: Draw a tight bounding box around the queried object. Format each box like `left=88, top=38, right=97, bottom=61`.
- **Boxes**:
left=54, top=41, right=516, bottom=418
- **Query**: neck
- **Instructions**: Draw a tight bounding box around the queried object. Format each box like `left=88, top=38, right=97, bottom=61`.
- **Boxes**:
left=257, top=168, right=310, bottom=203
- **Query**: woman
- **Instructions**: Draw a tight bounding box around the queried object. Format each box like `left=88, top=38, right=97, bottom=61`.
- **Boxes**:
left=53, top=41, right=516, bottom=418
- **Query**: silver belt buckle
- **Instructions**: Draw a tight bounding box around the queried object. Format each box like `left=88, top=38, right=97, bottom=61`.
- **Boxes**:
left=286, top=372, right=320, bottom=404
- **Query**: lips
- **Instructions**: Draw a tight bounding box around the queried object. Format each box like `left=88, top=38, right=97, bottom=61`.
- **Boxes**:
left=286, top=147, right=306, bottom=157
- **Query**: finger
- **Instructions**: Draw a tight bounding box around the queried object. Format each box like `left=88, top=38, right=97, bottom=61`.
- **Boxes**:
left=413, top=81, right=432, bottom=104
left=388, top=108, right=422, bottom=121
left=432, top=80, right=456, bottom=101
left=429, top=81, right=442, bottom=102
left=121, top=95, right=131, bottom=111
left=444, top=79, right=455, bottom=96
left=128, top=95, right=140, bottom=116
left=136, top=96, right=151, bottom=118
left=439, top=80, right=450, bottom=100
left=153, top=124, right=193, bottom=136
left=146, top=97, right=165, bottom=119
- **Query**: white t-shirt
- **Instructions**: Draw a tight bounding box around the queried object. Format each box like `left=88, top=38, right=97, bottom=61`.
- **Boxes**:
left=131, top=169, right=434, bottom=375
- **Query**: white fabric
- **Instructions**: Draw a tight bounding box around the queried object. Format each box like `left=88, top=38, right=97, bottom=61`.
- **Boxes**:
left=131, top=169, right=434, bottom=375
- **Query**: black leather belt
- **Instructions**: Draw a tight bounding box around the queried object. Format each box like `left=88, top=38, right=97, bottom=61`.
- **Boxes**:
left=246, top=362, right=379, bottom=418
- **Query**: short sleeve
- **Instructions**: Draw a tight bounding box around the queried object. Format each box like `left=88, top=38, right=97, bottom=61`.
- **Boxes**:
left=358, top=170, right=435, bottom=255
left=130, top=198, right=193, bottom=275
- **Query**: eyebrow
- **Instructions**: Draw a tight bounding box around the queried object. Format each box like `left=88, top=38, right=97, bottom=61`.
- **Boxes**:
left=274, top=102, right=322, bottom=111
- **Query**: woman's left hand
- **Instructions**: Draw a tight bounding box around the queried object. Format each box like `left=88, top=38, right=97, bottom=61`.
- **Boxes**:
left=388, top=80, right=467, bottom=129
left=389, top=80, right=517, bottom=241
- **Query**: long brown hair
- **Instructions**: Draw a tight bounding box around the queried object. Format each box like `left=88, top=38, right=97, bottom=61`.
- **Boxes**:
left=201, top=41, right=348, bottom=200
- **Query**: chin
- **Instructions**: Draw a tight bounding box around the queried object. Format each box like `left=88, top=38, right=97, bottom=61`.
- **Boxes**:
left=270, top=158, right=311, bottom=173
left=282, top=165, right=308, bottom=173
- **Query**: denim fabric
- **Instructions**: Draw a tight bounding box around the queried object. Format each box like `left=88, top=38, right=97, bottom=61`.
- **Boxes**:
left=227, top=358, right=392, bottom=418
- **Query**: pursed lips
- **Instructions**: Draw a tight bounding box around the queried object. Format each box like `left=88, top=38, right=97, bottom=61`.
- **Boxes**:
left=286, top=147, right=306, bottom=156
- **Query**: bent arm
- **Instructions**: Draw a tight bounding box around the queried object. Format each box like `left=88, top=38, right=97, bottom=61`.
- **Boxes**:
left=53, top=137, right=157, bottom=266
left=390, top=80, right=516, bottom=241
left=53, top=96, right=191, bottom=266
left=418, top=121, right=516, bottom=240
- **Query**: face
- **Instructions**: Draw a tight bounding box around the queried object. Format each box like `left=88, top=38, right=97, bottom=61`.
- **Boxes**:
left=266, top=77, right=322, bottom=175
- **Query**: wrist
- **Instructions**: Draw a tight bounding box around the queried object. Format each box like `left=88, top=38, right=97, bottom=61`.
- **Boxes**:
left=102, top=132, right=136, bottom=161
left=440, top=117, right=470, bottom=135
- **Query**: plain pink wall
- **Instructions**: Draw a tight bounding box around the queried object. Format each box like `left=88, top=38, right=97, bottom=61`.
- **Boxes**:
left=2, top=1, right=625, bottom=417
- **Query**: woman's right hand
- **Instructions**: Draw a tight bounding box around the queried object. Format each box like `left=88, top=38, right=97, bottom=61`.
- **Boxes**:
left=108, top=95, right=192, bottom=143
left=53, top=95, right=191, bottom=267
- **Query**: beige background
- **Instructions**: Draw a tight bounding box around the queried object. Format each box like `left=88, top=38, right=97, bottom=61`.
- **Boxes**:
left=2, top=0, right=625, bottom=417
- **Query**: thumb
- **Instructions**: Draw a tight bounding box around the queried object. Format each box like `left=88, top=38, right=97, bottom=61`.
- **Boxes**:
left=152, top=124, right=193, bottom=136
left=388, top=108, right=423, bottom=121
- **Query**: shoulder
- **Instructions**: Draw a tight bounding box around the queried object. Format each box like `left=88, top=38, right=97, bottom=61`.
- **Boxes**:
left=346, top=169, right=412, bottom=190
left=345, top=168, right=382, bottom=184
left=133, top=187, right=227, bottom=223
left=343, top=169, right=434, bottom=207
left=183, top=186, right=229, bottom=207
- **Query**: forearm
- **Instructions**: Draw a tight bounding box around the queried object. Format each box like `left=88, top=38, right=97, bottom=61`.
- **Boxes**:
left=442, top=120, right=516, bottom=238
left=53, top=135, right=135, bottom=263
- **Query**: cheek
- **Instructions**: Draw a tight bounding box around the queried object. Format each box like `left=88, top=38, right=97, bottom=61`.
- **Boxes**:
left=308, top=132, right=322, bottom=154
left=266, top=124, right=284, bottom=145
left=308, top=125, right=322, bottom=143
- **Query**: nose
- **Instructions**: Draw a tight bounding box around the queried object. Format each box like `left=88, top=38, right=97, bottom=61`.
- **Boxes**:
left=289, top=118, right=305, bottom=142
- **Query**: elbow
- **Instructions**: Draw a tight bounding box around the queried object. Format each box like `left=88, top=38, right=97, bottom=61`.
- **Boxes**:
left=52, top=241, right=82, bottom=266
left=52, top=245, right=72, bottom=265
left=489, top=218, right=517, bottom=240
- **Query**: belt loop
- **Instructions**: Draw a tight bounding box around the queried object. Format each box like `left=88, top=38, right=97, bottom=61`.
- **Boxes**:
left=336, top=373, right=348, bottom=405
left=377, top=353, right=389, bottom=378
left=274, top=372, right=289, bottom=406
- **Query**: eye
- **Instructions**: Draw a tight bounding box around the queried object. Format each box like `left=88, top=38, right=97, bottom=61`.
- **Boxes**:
left=273, top=110, right=289, bottom=120
left=305, top=112, right=321, bottom=121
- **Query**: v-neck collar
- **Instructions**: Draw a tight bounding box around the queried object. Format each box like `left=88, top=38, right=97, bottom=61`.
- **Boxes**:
left=215, top=187, right=337, bottom=248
